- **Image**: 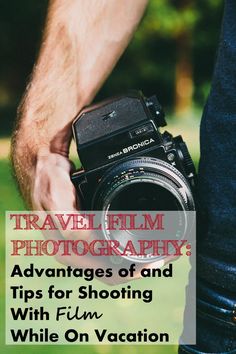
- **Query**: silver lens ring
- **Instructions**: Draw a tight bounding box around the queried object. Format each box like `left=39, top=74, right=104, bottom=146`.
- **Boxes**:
left=92, top=157, right=195, bottom=263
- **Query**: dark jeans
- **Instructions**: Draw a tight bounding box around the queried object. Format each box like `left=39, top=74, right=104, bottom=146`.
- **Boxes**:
left=179, top=1, right=236, bottom=353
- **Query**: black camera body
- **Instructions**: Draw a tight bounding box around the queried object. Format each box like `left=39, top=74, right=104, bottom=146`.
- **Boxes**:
left=71, top=91, right=196, bottom=211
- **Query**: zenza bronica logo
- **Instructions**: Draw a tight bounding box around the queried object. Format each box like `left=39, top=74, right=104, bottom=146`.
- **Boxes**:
left=108, top=138, right=155, bottom=160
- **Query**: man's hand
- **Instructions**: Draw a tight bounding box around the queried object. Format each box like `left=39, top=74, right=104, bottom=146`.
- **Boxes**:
left=31, top=152, right=77, bottom=211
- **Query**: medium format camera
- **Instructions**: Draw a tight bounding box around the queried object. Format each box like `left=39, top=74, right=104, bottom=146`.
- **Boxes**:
left=71, top=91, right=196, bottom=212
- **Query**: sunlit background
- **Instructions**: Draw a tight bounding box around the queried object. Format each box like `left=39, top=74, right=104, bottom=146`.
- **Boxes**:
left=0, top=0, right=224, bottom=353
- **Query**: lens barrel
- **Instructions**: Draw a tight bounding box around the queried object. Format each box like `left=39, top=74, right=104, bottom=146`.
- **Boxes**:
left=92, top=157, right=195, bottom=263
left=92, top=157, right=195, bottom=212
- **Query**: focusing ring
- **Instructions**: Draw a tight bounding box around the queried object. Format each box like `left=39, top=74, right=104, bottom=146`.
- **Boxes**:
left=92, top=156, right=195, bottom=211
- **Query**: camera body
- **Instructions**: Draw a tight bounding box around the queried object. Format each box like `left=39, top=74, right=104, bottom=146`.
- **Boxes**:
left=71, top=91, right=196, bottom=211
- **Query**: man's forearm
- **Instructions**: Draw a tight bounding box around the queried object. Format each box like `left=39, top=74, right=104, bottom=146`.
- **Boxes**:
left=12, top=0, right=148, bottom=203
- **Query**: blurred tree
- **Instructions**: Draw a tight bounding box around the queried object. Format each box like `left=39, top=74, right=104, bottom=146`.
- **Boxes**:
left=146, top=0, right=197, bottom=115
left=174, top=0, right=195, bottom=115
left=135, top=0, right=224, bottom=115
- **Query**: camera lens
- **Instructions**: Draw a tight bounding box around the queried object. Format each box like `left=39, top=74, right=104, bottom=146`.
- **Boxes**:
left=92, top=157, right=195, bottom=263
left=93, top=157, right=195, bottom=212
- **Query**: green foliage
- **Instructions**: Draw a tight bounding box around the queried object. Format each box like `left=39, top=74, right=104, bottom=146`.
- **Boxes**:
left=141, top=0, right=224, bottom=38
left=141, top=0, right=198, bottom=38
